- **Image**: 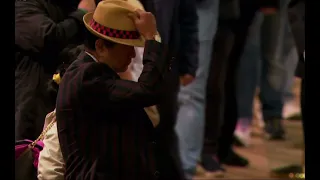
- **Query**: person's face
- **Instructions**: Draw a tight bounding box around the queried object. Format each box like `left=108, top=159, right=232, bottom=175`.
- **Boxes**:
left=95, top=39, right=136, bottom=72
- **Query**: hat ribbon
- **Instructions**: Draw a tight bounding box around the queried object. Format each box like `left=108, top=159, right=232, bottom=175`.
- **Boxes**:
left=89, top=19, right=140, bottom=39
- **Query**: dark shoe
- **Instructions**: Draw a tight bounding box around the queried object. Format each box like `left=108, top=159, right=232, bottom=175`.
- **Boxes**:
left=200, top=154, right=225, bottom=178
left=270, top=164, right=303, bottom=178
left=221, top=149, right=249, bottom=167
left=264, top=118, right=286, bottom=140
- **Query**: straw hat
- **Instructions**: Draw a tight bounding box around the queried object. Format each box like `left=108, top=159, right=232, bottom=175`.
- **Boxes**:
left=83, top=0, right=146, bottom=47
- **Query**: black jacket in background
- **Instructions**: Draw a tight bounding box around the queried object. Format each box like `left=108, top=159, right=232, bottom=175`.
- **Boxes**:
left=15, top=0, right=85, bottom=140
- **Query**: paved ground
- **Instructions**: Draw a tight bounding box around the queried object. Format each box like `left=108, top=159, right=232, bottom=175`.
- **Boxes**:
left=195, top=78, right=304, bottom=179
left=194, top=120, right=304, bottom=179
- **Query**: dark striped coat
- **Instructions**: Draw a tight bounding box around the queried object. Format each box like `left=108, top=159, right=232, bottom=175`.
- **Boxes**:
left=56, top=41, right=169, bottom=180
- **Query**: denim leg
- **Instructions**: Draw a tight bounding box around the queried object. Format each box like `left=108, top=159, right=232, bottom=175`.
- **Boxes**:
left=175, top=0, right=219, bottom=178
left=259, top=3, right=289, bottom=120
left=283, top=46, right=299, bottom=101
left=259, top=58, right=284, bottom=120
left=282, top=12, right=299, bottom=101
left=176, top=41, right=215, bottom=178
left=236, top=12, right=263, bottom=120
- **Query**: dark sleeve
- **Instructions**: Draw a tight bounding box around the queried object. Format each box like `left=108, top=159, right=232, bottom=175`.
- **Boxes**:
left=178, top=0, right=199, bottom=77
left=15, top=0, right=85, bottom=54
left=82, top=41, right=169, bottom=109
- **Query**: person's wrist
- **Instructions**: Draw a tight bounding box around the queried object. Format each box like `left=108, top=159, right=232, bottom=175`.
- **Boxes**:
left=144, top=33, right=155, bottom=40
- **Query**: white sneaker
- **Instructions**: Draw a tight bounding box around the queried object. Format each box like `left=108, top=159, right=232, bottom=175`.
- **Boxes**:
left=235, top=118, right=252, bottom=147
left=234, top=129, right=251, bottom=147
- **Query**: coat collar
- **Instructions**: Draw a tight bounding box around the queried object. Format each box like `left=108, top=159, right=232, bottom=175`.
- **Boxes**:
left=80, top=51, right=120, bottom=79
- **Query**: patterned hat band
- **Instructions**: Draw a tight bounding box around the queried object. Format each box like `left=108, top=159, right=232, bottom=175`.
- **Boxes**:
left=89, top=19, right=140, bottom=39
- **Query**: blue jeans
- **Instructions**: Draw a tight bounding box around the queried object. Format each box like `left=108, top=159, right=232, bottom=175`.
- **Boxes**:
left=236, top=0, right=297, bottom=121
left=175, top=0, right=219, bottom=178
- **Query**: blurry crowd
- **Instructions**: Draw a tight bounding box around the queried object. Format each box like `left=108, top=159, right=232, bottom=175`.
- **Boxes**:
left=15, top=0, right=305, bottom=179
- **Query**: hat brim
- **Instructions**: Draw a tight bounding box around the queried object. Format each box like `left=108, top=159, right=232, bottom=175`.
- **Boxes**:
left=83, top=12, right=145, bottom=47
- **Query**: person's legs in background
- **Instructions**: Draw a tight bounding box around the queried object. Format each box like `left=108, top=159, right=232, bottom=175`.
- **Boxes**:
left=175, top=0, right=219, bottom=179
left=283, top=1, right=303, bottom=120
left=235, top=2, right=298, bottom=145
left=270, top=0, right=305, bottom=176
left=282, top=47, right=301, bottom=120
left=202, top=0, right=249, bottom=174
left=234, top=13, right=263, bottom=147
left=282, top=24, right=299, bottom=103
left=210, top=0, right=258, bottom=167
left=259, top=0, right=290, bottom=140
left=201, top=23, right=234, bottom=175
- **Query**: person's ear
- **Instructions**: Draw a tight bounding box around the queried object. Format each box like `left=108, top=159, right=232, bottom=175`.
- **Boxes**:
left=95, top=39, right=108, bottom=55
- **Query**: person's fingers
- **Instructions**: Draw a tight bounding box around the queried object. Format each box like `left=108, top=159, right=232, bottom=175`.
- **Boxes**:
left=134, top=9, right=144, bottom=15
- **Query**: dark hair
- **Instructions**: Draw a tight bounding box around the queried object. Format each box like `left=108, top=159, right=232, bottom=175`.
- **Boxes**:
left=84, top=29, right=116, bottom=50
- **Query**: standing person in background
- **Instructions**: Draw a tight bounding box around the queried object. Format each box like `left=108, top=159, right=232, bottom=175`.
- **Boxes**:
left=202, top=0, right=248, bottom=171
left=175, top=0, right=219, bottom=179
left=139, top=0, right=199, bottom=178
left=203, top=0, right=282, bottom=170
left=235, top=0, right=292, bottom=146
left=15, top=0, right=96, bottom=140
